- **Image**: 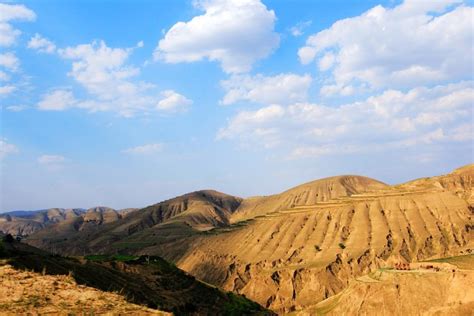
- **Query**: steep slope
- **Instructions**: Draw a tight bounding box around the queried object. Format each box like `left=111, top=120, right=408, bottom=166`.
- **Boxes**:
left=295, top=255, right=474, bottom=316
left=27, top=190, right=242, bottom=254
left=0, top=238, right=271, bottom=315
left=231, top=175, right=388, bottom=222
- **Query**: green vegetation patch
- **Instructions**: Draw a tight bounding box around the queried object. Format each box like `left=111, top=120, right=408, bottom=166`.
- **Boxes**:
left=84, top=254, right=139, bottom=262
left=222, top=292, right=265, bottom=316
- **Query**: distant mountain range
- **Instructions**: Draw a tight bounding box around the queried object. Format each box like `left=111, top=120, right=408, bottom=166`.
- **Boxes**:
left=0, top=207, right=137, bottom=237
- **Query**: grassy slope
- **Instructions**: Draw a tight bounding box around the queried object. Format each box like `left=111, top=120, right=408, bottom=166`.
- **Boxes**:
left=0, top=239, right=272, bottom=316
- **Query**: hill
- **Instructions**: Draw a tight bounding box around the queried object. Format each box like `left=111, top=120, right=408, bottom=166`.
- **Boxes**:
left=0, top=206, right=135, bottom=245
left=0, top=237, right=271, bottom=315
left=22, top=164, right=474, bottom=313
left=294, top=254, right=474, bottom=315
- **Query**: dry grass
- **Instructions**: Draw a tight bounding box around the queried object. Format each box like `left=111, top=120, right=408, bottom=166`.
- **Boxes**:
left=0, top=264, right=169, bottom=315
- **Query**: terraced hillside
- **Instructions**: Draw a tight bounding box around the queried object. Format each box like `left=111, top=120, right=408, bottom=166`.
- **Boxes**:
left=23, top=164, right=474, bottom=313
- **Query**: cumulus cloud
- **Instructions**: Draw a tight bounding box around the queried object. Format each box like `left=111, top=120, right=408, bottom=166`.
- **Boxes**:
left=0, top=3, right=35, bottom=97
left=122, top=143, right=163, bottom=155
left=0, top=52, right=19, bottom=71
left=0, top=3, right=36, bottom=47
left=218, top=81, right=473, bottom=156
left=28, top=33, right=56, bottom=53
left=299, top=0, right=474, bottom=96
left=154, top=0, right=280, bottom=73
left=37, top=89, right=77, bottom=111
left=58, top=40, right=140, bottom=100
left=221, top=73, right=312, bottom=105
left=0, top=138, right=19, bottom=159
left=35, top=40, right=188, bottom=117
left=157, top=90, right=193, bottom=112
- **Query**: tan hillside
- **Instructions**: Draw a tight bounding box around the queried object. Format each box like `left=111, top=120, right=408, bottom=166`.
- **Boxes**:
left=0, top=208, right=84, bottom=236
left=0, top=264, right=168, bottom=315
left=295, top=255, right=474, bottom=316
left=231, top=175, right=388, bottom=222
left=27, top=190, right=243, bottom=254
left=0, top=207, right=128, bottom=238
left=23, top=164, right=474, bottom=314
left=400, top=163, right=474, bottom=205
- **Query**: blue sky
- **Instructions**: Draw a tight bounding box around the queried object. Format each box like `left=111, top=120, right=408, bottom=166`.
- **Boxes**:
left=1, top=0, right=473, bottom=211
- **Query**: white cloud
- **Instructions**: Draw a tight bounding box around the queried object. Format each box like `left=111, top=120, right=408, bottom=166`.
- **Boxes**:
left=58, top=40, right=139, bottom=100
left=299, top=0, right=474, bottom=96
left=122, top=143, right=163, bottom=155
left=5, top=104, right=27, bottom=112
left=28, top=33, right=56, bottom=53
left=0, top=70, right=10, bottom=81
left=0, top=3, right=36, bottom=47
left=0, top=85, right=16, bottom=95
left=37, top=89, right=77, bottom=111
left=220, top=73, right=312, bottom=105
left=157, top=90, right=193, bottom=112
left=53, top=40, right=187, bottom=117
left=154, top=0, right=280, bottom=73
left=218, top=82, right=473, bottom=156
left=0, top=52, right=19, bottom=71
left=0, top=139, right=19, bottom=159
left=0, top=3, right=35, bottom=96
left=290, top=20, right=312, bottom=37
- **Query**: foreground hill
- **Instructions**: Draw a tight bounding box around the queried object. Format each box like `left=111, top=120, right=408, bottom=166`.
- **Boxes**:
left=23, top=164, right=474, bottom=313
left=0, top=238, right=270, bottom=315
left=0, top=264, right=168, bottom=315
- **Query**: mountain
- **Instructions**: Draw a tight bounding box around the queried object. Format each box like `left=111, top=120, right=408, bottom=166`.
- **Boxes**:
left=0, top=237, right=271, bottom=315
left=26, top=190, right=243, bottom=255
left=0, top=207, right=133, bottom=238
left=0, top=208, right=85, bottom=236
left=22, top=165, right=474, bottom=313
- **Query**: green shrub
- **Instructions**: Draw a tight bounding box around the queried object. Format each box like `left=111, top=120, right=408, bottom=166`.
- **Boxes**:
left=338, top=243, right=346, bottom=249
left=314, top=245, right=321, bottom=252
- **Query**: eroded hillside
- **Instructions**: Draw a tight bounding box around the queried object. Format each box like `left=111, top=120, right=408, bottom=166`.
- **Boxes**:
left=22, top=164, right=474, bottom=313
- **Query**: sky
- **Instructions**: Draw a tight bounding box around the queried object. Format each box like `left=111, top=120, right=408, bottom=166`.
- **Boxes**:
left=0, top=0, right=473, bottom=212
